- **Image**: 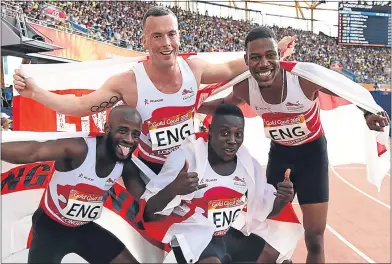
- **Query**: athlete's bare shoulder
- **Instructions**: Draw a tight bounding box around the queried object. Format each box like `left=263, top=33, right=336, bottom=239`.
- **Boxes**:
left=233, top=78, right=250, bottom=104
left=183, top=58, right=206, bottom=85
left=111, top=70, right=138, bottom=108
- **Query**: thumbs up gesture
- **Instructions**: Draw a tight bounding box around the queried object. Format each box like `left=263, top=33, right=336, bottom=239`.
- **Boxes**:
left=171, top=160, right=208, bottom=195
left=274, top=169, right=294, bottom=203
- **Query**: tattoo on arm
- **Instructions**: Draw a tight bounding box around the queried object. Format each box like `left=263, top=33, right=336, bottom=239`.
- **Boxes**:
left=90, top=96, right=120, bottom=112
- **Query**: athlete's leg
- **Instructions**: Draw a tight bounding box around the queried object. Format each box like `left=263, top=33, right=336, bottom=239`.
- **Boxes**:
left=256, top=242, right=279, bottom=263
left=173, top=237, right=226, bottom=264
left=300, top=203, right=328, bottom=263
left=74, top=222, right=139, bottom=264
left=28, top=208, right=71, bottom=263
left=295, top=135, right=329, bottom=263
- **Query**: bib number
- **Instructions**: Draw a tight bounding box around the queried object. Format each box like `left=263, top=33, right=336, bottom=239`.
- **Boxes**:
left=61, top=190, right=103, bottom=222
left=264, top=114, right=310, bottom=144
left=208, top=197, right=245, bottom=236
left=149, top=118, right=194, bottom=151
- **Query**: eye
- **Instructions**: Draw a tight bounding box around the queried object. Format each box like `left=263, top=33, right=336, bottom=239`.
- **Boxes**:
left=132, top=131, right=141, bottom=138
left=250, top=56, right=260, bottom=61
left=220, top=130, right=229, bottom=136
left=236, top=132, right=243, bottom=138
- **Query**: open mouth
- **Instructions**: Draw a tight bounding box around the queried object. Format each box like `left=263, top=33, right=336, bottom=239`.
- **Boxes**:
left=117, top=144, right=132, bottom=157
left=256, top=69, right=274, bottom=79
left=224, top=148, right=236, bottom=156
left=160, top=50, right=173, bottom=56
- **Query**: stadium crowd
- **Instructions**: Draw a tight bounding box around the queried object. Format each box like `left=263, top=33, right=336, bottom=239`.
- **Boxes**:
left=10, top=1, right=391, bottom=84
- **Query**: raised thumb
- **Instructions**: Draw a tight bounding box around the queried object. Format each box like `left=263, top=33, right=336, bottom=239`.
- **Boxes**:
left=181, top=160, right=189, bottom=172
left=284, top=168, right=291, bottom=182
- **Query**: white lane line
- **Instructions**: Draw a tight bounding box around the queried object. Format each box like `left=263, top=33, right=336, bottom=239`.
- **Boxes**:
left=326, top=224, right=375, bottom=263
left=330, top=166, right=390, bottom=209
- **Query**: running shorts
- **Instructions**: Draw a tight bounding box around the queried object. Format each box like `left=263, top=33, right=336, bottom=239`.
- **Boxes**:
left=172, top=236, right=230, bottom=264
left=267, top=133, right=329, bottom=204
left=28, top=207, right=126, bottom=263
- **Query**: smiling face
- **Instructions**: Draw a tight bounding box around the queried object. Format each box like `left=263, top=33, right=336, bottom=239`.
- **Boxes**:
left=209, top=115, right=245, bottom=162
left=104, top=111, right=142, bottom=161
left=245, top=37, right=280, bottom=89
left=142, top=14, right=180, bottom=68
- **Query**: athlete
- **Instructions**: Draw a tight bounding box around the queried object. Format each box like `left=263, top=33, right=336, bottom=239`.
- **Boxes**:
left=198, top=27, right=390, bottom=263
left=142, top=104, right=295, bottom=264
left=1, top=105, right=145, bottom=264
left=13, top=6, right=295, bottom=175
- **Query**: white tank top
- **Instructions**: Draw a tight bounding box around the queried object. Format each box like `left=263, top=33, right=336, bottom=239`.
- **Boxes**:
left=190, top=161, right=247, bottom=236
left=134, top=57, right=198, bottom=164
left=249, top=71, right=323, bottom=146
left=41, top=138, right=124, bottom=227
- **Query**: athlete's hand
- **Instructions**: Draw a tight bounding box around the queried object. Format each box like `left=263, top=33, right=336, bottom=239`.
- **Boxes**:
left=274, top=169, right=294, bottom=203
left=365, top=111, right=390, bottom=132
left=278, top=35, right=297, bottom=61
left=13, top=69, right=38, bottom=98
left=170, top=160, right=208, bottom=195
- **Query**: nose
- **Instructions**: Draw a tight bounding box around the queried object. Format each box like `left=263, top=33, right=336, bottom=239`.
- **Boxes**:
left=258, top=56, right=269, bottom=67
left=227, top=133, right=236, bottom=145
left=124, top=134, right=135, bottom=144
left=162, top=35, right=171, bottom=47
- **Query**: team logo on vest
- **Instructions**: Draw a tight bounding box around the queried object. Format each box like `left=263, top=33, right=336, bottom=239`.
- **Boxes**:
left=56, top=183, right=105, bottom=224
left=148, top=110, right=194, bottom=153
left=208, top=196, right=245, bottom=236
left=285, top=101, right=304, bottom=112
left=233, top=176, right=246, bottom=187
left=104, top=177, right=116, bottom=189
left=182, top=88, right=195, bottom=101
left=263, top=114, right=310, bottom=145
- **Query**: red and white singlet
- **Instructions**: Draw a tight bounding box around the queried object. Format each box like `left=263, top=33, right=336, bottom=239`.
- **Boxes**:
left=134, top=57, right=198, bottom=164
left=40, top=138, right=124, bottom=227
left=249, top=71, right=323, bottom=146
left=190, top=162, right=247, bottom=236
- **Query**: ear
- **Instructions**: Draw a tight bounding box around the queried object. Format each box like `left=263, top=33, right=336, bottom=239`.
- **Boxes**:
left=244, top=53, right=249, bottom=66
left=142, top=33, right=147, bottom=49
left=104, top=123, right=110, bottom=135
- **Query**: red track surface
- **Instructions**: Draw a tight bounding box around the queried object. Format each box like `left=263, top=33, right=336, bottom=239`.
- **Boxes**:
left=291, top=164, right=390, bottom=263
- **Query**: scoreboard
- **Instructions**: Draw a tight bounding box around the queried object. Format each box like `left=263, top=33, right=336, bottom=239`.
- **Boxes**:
left=338, top=3, right=391, bottom=47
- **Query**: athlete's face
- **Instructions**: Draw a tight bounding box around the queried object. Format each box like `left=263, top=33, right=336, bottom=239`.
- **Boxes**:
left=245, top=38, right=280, bottom=88
left=142, top=15, right=180, bottom=68
left=104, top=117, right=142, bottom=161
left=209, top=115, right=245, bottom=162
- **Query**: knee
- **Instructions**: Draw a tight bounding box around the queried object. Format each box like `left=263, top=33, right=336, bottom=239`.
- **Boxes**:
left=305, top=232, right=324, bottom=255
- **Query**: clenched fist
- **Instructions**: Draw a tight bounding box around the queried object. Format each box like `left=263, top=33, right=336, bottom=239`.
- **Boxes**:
left=274, top=168, right=294, bottom=203
left=169, top=160, right=208, bottom=195
left=13, top=69, right=38, bottom=98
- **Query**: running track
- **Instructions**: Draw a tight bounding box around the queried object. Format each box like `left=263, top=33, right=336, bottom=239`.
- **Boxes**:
left=291, top=164, right=390, bottom=263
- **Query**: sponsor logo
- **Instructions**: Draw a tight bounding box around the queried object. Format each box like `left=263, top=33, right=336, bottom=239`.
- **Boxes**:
left=182, top=88, right=195, bottom=101
left=145, top=98, right=164, bottom=105
left=285, top=101, right=304, bottom=111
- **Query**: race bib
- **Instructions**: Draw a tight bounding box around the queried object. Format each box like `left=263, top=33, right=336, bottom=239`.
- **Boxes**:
left=264, top=114, right=310, bottom=145
left=61, top=189, right=104, bottom=222
left=149, top=111, right=194, bottom=151
left=208, top=197, right=245, bottom=236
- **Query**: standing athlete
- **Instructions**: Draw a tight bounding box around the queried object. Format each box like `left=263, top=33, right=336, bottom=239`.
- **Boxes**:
left=1, top=105, right=145, bottom=263
left=13, top=6, right=294, bottom=174
left=142, top=104, right=295, bottom=264
left=199, top=27, right=390, bottom=263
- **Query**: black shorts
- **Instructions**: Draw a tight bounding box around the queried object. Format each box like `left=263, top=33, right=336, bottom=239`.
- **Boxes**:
left=28, top=208, right=126, bottom=263
left=173, top=228, right=265, bottom=264
left=138, top=154, right=164, bottom=175
left=267, top=134, right=329, bottom=205
left=173, top=237, right=228, bottom=264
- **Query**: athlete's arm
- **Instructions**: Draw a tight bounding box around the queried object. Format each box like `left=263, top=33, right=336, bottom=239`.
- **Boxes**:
left=122, top=161, right=146, bottom=200
left=197, top=81, right=248, bottom=115
left=1, top=138, right=86, bottom=164
left=14, top=70, right=136, bottom=116
left=299, top=77, right=390, bottom=131
left=198, top=57, right=248, bottom=85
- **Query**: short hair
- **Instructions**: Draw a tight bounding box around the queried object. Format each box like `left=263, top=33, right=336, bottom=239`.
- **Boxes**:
left=142, top=6, right=176, bottom=28
left=212, top=103, right=244, bottom=125
left=245, top=26, right=277, bottom=48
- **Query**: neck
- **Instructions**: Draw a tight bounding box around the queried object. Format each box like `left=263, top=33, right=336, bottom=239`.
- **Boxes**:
left=145, top=58, right=179, bottom=77
left=96, top=137, right=117, bottom=165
